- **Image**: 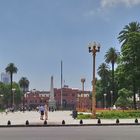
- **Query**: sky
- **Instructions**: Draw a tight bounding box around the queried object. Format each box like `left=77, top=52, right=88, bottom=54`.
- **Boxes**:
left=0, top=0, right=139, bottom=91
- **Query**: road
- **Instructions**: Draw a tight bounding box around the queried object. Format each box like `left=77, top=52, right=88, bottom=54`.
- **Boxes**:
left=0, top=126, right=140, bottom=140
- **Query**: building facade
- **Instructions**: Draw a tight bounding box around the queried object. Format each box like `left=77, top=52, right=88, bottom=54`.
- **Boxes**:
left=24, top=87, right=91, bottom=111
left=1, top=72, right=10, bottom=84
left=25, top=90, right=50, bottom=109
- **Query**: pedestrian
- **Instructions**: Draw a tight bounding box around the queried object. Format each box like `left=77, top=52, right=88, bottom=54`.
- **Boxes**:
left=44, top=104, right=48, bottom=120
left=5, top=108, right=9, bottom=115
left=39, top=105, right=45, bottom=120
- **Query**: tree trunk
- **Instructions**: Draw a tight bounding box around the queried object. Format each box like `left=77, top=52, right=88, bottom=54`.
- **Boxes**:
left=112, top=62, right=115, bottom=104
left=10, top=73, right=13, bottom=108
left=133, top=78, right=137, bottom=110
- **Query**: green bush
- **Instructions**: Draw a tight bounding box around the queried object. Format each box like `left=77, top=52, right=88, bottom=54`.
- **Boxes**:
left=77, top=113, right=92, bottom=119
left=77, top=110, right=140, bottom=119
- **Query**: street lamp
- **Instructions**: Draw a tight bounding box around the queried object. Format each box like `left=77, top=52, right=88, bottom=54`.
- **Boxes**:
left=88, top=41, right=100, bottom=118
left=104, top=93, right=107, bottom=109
left=0, top=94, right=3, bottom=109
left=12, top=88, right=16, bottom=108
left=110, top=90, right=113, bottom=107
left=81, top=78, right=86, bottom=111
left=21, top=87, right=26, bottom=112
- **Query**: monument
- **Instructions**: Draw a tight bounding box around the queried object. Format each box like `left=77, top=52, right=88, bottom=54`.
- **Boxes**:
left=48, top=76, right=56, bottom=111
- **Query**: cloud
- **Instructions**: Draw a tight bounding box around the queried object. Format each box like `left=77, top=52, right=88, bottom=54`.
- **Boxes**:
left=83, top=0, right=140, bottom=19
left=101, top=0, right=140, bottom=8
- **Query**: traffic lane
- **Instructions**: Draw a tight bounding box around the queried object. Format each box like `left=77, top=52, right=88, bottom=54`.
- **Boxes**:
left=0, top=126, right=140, bottom=140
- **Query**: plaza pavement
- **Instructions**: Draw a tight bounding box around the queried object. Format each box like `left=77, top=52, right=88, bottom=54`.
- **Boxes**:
left=0, top=110, right=139, bottom=126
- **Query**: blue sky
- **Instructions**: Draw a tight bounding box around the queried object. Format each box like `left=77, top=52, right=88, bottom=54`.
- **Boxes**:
left=0, top=0, right=139, bottom=91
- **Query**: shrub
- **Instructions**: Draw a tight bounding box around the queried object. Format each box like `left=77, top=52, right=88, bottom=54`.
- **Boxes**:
left=77, top=110, right=140, bottom=119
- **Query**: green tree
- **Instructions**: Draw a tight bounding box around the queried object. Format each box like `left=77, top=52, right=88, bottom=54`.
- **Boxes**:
left=5, top=63, right=18, bottom=107
left=98, top=63, right=110, bottom=80
left=0, top=82, right=10, bottom=108
left=96, top=80, right=104, bottom=107
left=0, top=82, right=22, bottom=108
left=115, top=88, right=132, bottom=109
left=97, top=63, right=110, bottom=107
left=19, top=77, right=29, bottom=92
left=19, top=77, right=29, bottom=111
left=118, top=21, right=140, bottom=47
left=118, top=21, right=140, bottom=109
left=12, top=82, right=22, bottom=106
left=104, top=47, right=119, bottom=103
left=119, top=32, right=140, bottom=109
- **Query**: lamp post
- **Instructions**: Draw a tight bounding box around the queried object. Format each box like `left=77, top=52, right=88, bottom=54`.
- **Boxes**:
left=22, top=87, right=26, bottom=112
left=104, top=93, right=107, bottom=109
left=78, top=93, right=81, bottom=111
left=110, top=90, right=113, bottom=107
left=12, top=88, right=16, bottom=108
left=0, top=94, right=3, bottom=108
left=79, top=92, right=82, bottom=111
left=81, top=78, right=86, bottom=111
left=88, top=42, right=100, bottom=118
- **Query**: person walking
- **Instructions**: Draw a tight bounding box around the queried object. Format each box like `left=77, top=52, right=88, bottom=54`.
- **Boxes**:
left=44, top=104, right=48, bottom=120
left=39, top=105, right=45, bottom=120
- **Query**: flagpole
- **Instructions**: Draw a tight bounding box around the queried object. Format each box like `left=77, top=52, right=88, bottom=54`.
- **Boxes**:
left=61, top=60, right=63, bottom=109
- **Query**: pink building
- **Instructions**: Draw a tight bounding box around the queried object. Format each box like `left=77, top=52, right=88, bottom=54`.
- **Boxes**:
left=25, top=87, right=91, bottom=110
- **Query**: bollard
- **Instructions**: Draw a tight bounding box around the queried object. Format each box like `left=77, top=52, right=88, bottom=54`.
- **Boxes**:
left=44, top=120, right=47, bottom=125
left=25, top=120, right=29, bottom=125
left=62, top=120, right=65, bottom=125
left=7, top=120, right=11, bottom=126
left=135, top=118, right=138, bottom=124
left=80, top=120, right=83, bottom=125
left=97, top=118, right=101, bottom=124
left=116, top=119, right=119, bottom=124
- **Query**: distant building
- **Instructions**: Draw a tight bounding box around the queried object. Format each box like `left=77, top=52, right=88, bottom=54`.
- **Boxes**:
left=24, top=87, right=91, bottom=110
left=1, top=72, right=10, bottom=84
left=25, top=90, right=50, bottom=109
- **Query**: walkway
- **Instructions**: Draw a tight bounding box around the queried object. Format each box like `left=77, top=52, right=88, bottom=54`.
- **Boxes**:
left=0, top=111, right=138, bottom=125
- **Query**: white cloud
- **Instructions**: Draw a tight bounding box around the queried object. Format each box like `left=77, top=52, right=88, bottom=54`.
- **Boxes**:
left=101, top=0, right=140, bottom=8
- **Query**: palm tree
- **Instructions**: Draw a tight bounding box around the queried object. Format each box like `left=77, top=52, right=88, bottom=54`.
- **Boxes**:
left=19, top=77, right=29, bottom=92
left=105, top=47, right=119, bottom=103
left=118, top=22, right=140, bottom=109
left=98, top=63, right=110, bottom=107
left=98, top=63, right=110, bottom=80
left=19, top=77, right=29, bottom=111
left=118, top=21, right=140, bottom=47
left=5, top=63, right=18, bottom=107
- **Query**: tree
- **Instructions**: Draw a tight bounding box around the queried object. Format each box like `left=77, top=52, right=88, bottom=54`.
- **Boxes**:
left=118, top=21, right=140, bottom=47
left=98, top=63, right=110, bottom=80
left=97, top=63, right=110, bottom=107
left=12, top=82, right=23, bottom=106
left=0, top=82, right=10, bottom=108
left=118, top=32, right=140, bottom=109
left=115, top=88, right=132, bottom=109
left=5, top=63, right=18, bottom=107
left=19, top=77, right=29, bottom=111
left=0, top=82, right=22, bottom=108
left=118, top=21, right=140, bottom=109
left=104, top=47, right=119, bottom=103
left=95, top=80, right=104, bottom=107
left=19, top=77, right=29, bottom=92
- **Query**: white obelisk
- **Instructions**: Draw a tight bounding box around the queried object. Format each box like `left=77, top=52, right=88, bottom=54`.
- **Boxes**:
left=48, top=76, right=56, bottom=110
